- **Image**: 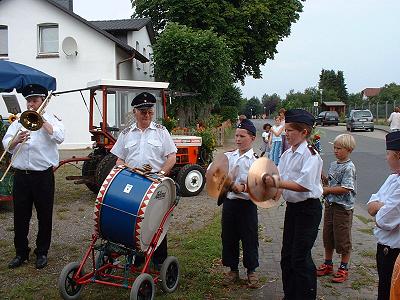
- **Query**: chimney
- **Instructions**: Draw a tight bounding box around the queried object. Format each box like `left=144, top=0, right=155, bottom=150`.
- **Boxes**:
left=54, top=0, right=73, bottom=11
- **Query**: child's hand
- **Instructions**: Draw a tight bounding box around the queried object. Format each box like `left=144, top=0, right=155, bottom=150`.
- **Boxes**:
left=321, top=173, right=328, bottom=186
left=231, top=183, right=245, bottom=194
left=367, top=201, right=384, bottom=217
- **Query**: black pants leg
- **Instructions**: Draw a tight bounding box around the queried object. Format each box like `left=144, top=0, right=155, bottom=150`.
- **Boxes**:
left=32, top=170, right=55, bottom=256
left=377, top=244, right=400, bottom=300
left=281, top=199, right=322, bottom=300
left=222, top=198, right=259, bottom=271
left=13, top=173, right=34, bottom=258
left=13, top=169, right=54, bottom=257
left=152, top=236, right=167, bottom=265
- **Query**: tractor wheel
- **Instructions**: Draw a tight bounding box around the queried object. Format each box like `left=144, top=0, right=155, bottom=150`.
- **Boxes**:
left=95, top=153, right=117, bottom=188
left=176, top=164, right=205, bottom=197
left=82, top=159, right=100, bottom=193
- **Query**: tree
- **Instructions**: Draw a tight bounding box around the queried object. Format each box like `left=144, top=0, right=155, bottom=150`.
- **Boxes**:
left=318, top=69, right=348, bottom=103
left=244, top=97, right=263, bottom=118
left=214, top=84, right=244, bottom=121
left=261, top=93, right=281, bottom=116
left=133, top=0, right=304, bottom=82
left=153, top=23, right=232, bottom=125
left=375, top=83, right=400, bottom=104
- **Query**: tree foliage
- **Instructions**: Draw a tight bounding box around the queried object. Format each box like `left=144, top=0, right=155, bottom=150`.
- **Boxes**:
left=243, top=97, right=263, bottom=118
left=133, top=0, right=304, bottom=82
left=152, top=23, right=232, bottom=125
left=261, top=93, right=281, bottom=115
left=375, top=83, right=400, bottom=103
left=318, top=69, right=348, bottom=103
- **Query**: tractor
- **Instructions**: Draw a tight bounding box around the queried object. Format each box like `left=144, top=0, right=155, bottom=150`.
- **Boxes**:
left=55, top=79, right=207, bottom=197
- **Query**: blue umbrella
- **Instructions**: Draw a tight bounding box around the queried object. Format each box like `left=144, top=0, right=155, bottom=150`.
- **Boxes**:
left=0, top=60, right=56, bottom=93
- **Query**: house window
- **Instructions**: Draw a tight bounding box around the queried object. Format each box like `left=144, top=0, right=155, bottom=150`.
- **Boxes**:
left=149, top=52, right=154, bottom=77
left=0, top=25, right=8, bottom=57
left=38, top=24, right=59, bottom=55
left=135, top=41, right=140, bottom=69
left=143, top=48, right=147, bottom=74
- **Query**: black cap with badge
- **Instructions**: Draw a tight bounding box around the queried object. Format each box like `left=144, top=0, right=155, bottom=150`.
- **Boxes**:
left=386, top=131, right=400, bottom=151
left=131, top=92, right=156, bottom=108
left=21, top=84, right=48, bottom=98
left=237, top=118, right=257, bottom=136
left=285, top=109, right=315, bottom=126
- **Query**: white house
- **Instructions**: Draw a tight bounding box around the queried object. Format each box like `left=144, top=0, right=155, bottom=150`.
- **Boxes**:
left=0, top=0, right=156, bottom=148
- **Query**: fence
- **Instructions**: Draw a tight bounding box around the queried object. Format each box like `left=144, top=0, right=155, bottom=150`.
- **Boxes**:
left=304, top=100, right=400, bottom=121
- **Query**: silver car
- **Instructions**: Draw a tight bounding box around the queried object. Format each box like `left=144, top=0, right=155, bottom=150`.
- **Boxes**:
left=346, top=109, right=374, bottom=132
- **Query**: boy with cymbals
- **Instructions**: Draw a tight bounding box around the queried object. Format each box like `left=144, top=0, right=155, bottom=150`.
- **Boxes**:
left=263, top=109, right=323, bottom=300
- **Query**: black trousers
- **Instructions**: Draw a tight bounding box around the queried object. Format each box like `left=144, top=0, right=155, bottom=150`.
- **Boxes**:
left=376, top=243, right=400, bottom=300
left=221, top=198, right=259, bottom=271
left=13, top=168, right=55, bottom=257
left=281, top=198, right=322, bottom=300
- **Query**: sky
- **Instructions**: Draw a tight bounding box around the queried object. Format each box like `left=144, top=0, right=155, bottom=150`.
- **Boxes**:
left=73, top=0, right=400, bottom=99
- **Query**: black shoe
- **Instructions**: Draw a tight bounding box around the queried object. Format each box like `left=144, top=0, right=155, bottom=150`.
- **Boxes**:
left=8, top=256, right=28, bottom=269
left=35, top=255, right=48, bottom=269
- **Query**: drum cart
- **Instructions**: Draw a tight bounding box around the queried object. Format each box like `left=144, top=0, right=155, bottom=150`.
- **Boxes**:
left=58, top=167, right=180, bottom=300
left=58, top=199, right=179, bottom=300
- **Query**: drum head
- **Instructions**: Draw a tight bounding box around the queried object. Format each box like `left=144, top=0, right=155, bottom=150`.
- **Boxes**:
left=135, top=177, right=176, bottom=251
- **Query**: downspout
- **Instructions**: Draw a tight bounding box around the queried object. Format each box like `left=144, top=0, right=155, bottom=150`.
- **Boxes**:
left=116, top=54, right=135, bottom=80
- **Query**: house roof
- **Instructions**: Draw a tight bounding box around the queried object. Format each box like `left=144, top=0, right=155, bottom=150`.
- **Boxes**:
left=91, top=18, right=155, bottom=44
left=91, top=18, right=151, bottom=31
left=44, top=0, right=149, bottom=62
left=362, top=87, right=381, bottom=97
left=322, top=101, right=346, bottom=106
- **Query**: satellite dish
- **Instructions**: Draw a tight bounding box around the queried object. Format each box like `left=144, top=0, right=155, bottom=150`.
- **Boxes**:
left=62, top=37, right=78, bottom=56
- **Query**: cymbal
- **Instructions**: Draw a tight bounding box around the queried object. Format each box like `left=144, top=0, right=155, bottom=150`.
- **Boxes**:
left=247, top=157, right=280, bottom=208
left=206, top=153, right=231, bottom=202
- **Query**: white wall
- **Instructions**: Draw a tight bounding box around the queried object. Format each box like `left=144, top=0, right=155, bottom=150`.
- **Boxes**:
left=128, top=27, right=154, bottom=81
left=0, top=0, right=154, bottom=149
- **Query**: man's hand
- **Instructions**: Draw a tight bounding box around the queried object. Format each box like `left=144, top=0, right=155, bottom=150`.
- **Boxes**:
left=231, top=183, right=245, bottom=194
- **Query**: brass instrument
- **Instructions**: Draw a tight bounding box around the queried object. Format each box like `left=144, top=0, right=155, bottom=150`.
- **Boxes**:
left=0, top=92, right=53, bottom=181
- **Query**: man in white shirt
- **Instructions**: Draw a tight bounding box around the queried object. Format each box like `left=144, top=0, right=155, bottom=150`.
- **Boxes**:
left=387, top=107, right=400, bottom=132
left=111, top=92, right=177, bottom=267
left=3, top=84, right=64, bottom=269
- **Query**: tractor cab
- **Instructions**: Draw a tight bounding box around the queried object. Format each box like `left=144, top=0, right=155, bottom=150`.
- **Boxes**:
left=57, top=79, right=206, bottom=197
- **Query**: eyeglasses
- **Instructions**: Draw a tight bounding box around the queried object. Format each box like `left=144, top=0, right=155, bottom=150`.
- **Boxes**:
left=138, top=109, right=154, bottom=116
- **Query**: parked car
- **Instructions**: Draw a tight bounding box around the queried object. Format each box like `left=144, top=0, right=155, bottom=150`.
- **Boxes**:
left=315, top=111, right=339, bottom=126
left=346, top=109, right=374, bottom=132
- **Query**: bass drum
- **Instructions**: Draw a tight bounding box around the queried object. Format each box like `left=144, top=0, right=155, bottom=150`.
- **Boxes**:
left=94, top=167, right=176, bottom=251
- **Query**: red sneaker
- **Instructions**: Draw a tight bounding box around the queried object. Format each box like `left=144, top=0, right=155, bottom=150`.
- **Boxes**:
left=331, top=268, right=348, bottom=283
left=316, top=263, right=334, bottom=276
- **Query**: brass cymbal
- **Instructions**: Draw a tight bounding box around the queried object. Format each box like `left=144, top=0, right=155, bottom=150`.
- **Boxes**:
left=206, top=153, right=231, bottom=200
left=247, top=157, right=280, bottom=208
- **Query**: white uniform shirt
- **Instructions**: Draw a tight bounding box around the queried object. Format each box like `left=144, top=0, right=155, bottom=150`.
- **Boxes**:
left=388, top=112, right=400, bottom=131
left=278, top=141, right=323, bottom=203
left=367, top=174, right=400, bottom=248
left=225, top=148, right=257, bottom=201
left=2, top=112, right=65, bottom=170
left=111, top=121, right=177, bottom=172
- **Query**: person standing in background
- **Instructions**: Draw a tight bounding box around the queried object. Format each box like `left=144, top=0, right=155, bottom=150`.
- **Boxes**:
left=388, top=107, right=400, bottom=132
left=269, top=116, right=284, bottom=165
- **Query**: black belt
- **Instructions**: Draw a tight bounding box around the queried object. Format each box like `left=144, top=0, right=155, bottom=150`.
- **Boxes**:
left=378, top=243, right=400, bottom=255
left=14, top=167, right=53, bottom=175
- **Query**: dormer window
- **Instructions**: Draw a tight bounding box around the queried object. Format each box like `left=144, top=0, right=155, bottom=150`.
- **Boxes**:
left=38, top=23, right=59, bottom=56
left=0, top=25, right=8, bottom=57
